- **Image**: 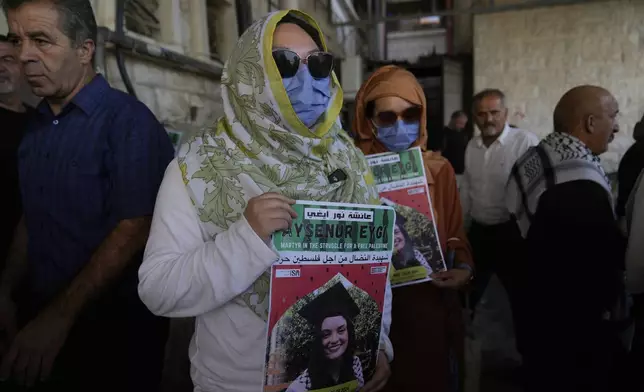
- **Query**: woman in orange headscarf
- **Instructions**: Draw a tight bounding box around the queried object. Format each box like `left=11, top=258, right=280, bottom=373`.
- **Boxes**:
left=353, top=65, right=473, bottom=392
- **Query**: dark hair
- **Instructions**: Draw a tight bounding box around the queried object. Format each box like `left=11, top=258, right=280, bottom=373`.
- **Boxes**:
left=2, top=0, right=97, bottom=46
left=472, top=89, right=506, bottom=109
left=391, top=214, right=418, bottom=270
left=277, top=12, right=323, bottom=50
left=451, top=110, right=466, bottom=119
left=634, top=119, right=644, bottom=142
left=308, top=314, right=357, bottom=389
left=0, top=34, right=8, bottom=42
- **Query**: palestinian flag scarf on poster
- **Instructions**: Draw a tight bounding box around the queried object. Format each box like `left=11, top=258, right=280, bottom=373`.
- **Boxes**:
left=366, top=146, right=446, bottom=288
left=262, top=201, right=395, bottom=392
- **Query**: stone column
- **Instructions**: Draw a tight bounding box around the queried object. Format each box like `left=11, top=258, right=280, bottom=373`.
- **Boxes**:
left=279, top=0, right=299, bottom=10
left=215, top=0, right=239, bottom=61
left=453, top=0, right=473, bottom=54
left=371, top=0, right=387, bottom=60
left=158, top=0, right=183, bottom=46
left=189, top=0, right=209, bottom=60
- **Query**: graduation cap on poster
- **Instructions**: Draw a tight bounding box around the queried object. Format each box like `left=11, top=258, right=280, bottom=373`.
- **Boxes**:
left=298, top=282, right=361, bottom=327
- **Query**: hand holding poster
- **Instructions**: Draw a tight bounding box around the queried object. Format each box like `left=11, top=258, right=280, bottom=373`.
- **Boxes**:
left=263, top=201, right=395, bottom=392
left=366, top=147, right=446, bottom=287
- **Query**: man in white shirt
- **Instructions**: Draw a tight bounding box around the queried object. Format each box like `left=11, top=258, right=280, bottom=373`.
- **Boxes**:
left=460, top=89, right=538, bottom=354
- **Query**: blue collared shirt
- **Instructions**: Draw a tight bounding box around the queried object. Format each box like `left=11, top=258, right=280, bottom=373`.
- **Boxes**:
left=19, top=75, right=174, bottom=301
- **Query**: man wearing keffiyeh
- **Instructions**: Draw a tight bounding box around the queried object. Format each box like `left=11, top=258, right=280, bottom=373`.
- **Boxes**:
left=506, top=86, right=626, bottom=392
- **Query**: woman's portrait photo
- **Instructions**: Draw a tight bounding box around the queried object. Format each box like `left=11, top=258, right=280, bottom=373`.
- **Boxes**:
left=287, top=282, right=363, bottom=391
left=392, top=213, right=431, bottom=274
left=264, top=274, right=383, bottom=392
left=389, top=202, right=446, bottom=275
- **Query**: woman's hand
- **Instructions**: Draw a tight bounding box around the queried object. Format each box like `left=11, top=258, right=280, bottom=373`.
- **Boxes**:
left=362, top=350, right=391, bottom=392
left=244, top=193, right=297, bottom=242
left=431, top=267, right=472, bottom=289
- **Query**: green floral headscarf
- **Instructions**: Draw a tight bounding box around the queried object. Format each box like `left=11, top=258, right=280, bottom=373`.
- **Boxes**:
left=177, top=10, right=379, bottom=320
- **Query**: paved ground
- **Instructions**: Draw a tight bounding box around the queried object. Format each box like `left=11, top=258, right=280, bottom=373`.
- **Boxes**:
left=475, top=275, right=525, bottom=392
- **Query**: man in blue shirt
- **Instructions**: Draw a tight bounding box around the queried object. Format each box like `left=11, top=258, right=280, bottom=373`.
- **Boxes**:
left=0, top=0, right=174, bottom=390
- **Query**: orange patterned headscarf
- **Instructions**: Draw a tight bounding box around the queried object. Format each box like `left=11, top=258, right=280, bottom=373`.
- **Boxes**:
left=352, top=65, right=428, bottom=155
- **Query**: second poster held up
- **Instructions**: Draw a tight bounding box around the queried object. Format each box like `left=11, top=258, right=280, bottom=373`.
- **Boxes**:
left=366, top=146, right=446, bottom=287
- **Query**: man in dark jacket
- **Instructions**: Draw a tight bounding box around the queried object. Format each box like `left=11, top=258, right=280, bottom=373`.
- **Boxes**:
left=619, top=117, right=644, bottom=389
left=616, top=118, right=644, bottom=218
left=507, top=85, right=626, bottom=391
left=440, top=110, right=470, bottom=174
left=0, top=34, right=28, bottom=270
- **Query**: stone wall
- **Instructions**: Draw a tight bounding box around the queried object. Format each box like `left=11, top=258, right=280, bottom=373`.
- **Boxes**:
left=387, top=29, right=447, bottom=62
left=105, top=54, right=224, bottom=128
left=473, top=0, right=644, bottom=172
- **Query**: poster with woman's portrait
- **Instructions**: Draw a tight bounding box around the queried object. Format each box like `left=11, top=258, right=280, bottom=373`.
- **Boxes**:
left=366, top=147, right=446, bottom=287
left=263, top=201, right=395, bottom=392
left=386, top=201, right=446, bottom=286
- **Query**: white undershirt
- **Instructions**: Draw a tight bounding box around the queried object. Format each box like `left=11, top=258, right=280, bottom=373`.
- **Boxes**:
left=137, top=160, right=393, bottom=392
left=460, top=124, right=539, bottom=225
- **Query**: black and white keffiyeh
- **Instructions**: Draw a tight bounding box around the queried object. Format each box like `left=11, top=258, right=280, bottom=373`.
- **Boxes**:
left=506, top=131, right=612, bottom=238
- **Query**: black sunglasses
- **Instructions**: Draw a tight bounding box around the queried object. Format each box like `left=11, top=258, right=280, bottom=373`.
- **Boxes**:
left=272, top=49, right=335, bottom=79
left=373, top=106, right=423, bottom=127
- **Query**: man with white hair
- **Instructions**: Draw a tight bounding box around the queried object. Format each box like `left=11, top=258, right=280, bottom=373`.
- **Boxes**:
left=460, top=89, right=538, bottom=358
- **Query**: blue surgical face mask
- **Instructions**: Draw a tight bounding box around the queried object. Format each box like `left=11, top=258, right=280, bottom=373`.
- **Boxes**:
left=375, top=120, right=420, bottom=152
left=282, top=65, right=331, bottom=128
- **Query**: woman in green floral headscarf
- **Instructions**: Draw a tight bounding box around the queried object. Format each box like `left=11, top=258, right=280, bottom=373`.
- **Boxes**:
left=137, top=10, right=392, bottom=392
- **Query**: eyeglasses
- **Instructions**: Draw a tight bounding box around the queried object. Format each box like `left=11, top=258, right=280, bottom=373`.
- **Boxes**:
left=272, top=49, right=335, bottom=79
left=372, top=106, right=423, bottom=127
